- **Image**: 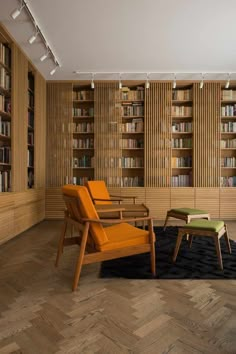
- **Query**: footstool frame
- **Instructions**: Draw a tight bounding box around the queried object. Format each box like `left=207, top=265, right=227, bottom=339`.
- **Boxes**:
left=164, top=208, right=210, bottom=230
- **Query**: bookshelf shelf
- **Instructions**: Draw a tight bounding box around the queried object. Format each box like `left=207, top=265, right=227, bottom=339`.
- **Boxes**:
left=0, top=134, right=10, bottom=141
left=73, top=116, right=94, bottom=119
left=0, top=60, right=10, bottom=72
left=0, top=110, right=10, bottom=118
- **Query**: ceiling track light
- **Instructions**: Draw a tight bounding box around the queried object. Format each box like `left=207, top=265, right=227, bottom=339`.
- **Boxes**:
left=200, top=73, right=204, bottom=89
left=50, top=62, right=59, bottom=76
left=40, top=45, right=49, bottom=62
left=11, top=0, right=25, bottom=19
left=91, top=73, right=95, bottom=89
left=173, top=73, right=177, bottom=89
left=119, top=73, right=122, bottom=90
left=225, top=73, right=230, bottom=89
left=28, top=30, right=39, bottom=44
left=145, top=73, right=150, bottom=89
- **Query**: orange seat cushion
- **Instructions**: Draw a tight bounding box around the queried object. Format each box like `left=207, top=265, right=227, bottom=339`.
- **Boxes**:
left=86, top=181, right=112, bottom=205
left=99, top=223, right=154, bottom=251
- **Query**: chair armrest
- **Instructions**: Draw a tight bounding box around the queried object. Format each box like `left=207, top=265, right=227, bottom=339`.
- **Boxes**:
left=81, top=216, right=153, bottom=224
left=113, top=195, right=137, bottom=204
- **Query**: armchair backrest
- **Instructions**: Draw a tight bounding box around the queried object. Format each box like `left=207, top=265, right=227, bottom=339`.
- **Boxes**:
left=86, top=180, right=112, bottom=205
left=62, top=185, right=108, bottom=248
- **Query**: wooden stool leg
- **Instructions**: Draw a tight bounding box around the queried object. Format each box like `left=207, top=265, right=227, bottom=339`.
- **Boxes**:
left=163, top=213, right=169, bottom=231
left=55, top=221, right=67, bottom=267
left=214, top=235, right=223, bottom=270
left=150, top=232, right=156, bottom=277
left=223, top=225, right=231, bottom=254
left=173, top=231, right=184, bottom=262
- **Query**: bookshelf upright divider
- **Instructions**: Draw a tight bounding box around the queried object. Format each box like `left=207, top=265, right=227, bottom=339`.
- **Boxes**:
left=27, top=69, right=35, bottom=188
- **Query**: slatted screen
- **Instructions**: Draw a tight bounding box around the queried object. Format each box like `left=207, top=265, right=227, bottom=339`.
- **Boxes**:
left=193, top=82, right=221, bottom=187
left=145, top=82, right=172, bottom=187
left=46, top=83, right=73, bottom=187
left=94, top=82, right=122, bottom=187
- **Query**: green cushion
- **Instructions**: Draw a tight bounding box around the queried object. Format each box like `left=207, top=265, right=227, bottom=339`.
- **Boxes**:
left=183, top=220, right=224, bottom=233
left=170, top=208, right=208, bottom=216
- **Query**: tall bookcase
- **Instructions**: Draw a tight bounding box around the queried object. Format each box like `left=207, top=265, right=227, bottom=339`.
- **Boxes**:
left=171, top=85, right=193, bottom=187
left=221, top=87, right=236, bottom=187
left=72, top=85, right=94, bottom=185
left=0, top=35, right=11, bottom=192
left=120, top=85, right=145, bottom=187
left=27, top=68, right=35, bottom=188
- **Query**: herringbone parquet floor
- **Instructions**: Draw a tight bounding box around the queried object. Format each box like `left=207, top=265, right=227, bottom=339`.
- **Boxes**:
left=0, top=220, right=236, bottom=354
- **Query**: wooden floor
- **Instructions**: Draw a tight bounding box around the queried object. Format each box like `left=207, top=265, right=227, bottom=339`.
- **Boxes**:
left=0, top=220, right=236, bottom=354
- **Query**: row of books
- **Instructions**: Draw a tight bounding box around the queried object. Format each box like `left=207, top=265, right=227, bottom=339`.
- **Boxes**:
left=121, top=119, right=144, bottom=133
left=28, top=132, right=34, bottom=145
left=222, top=90, right=236, bottom=101
left=172, top=122, right=192, bottom=132
left=0, top=94, right=10, bottom=113
left=121, top=103, right=144, bottom=116
left=172, top=138, right=192, bottom=148
left=172, top=106, right=192, bottom=116
left=120, top=87, right=144, bottom=101
left=0, top=43, right=11, bottom=68
left=121, top=138, right=144, bottom=149
left=0, top=118, right=10, bottom=137
left=71, top=176, right=91, bottom=185
left=0, top=146, right=10, bottom=164
left=220, top=176, right=236, bottom=187
left=121, top=157, right=144, bottom=168
left=73, top=156, right=94, bottom=168
left=73, top=107, right=94, bottom=117
left=221, top=157, right=236, bottom=167
left=221, top=139, right=236, bottom=148
left=0, top=170, right=11, bottom=192
left=171, top=157, right=192, bottom=168
left=172, top=89, right=192, bottom=101
left=27, top=149, right=34, bottom=167
left=0, top=67, right=10, bottom=90
left=171, top=174, right=192, bottom=187
left=221, top=122, right=236, bottom=132
left=121, top=176, right=144, bottom=187
left=73, top=138, right=94, bottom=149
left=97, top=157, right=120, bottom=168
left=73, top=122, right=94, bottom=133
left=221, top=105, right=236, bottom=116
left=73, top=90, right=94, bottom=101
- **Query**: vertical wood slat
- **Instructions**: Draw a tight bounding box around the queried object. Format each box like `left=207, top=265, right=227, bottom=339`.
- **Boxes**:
left=145, top=82, right=172, bottom=187
left=12, top=43, right=28, bottom=192
left=46, top=83, right=73, bottom=187
left=94, top=82, right=121, bottom=187
left=35, top=72, right=46, bottom=188
left=193, top=82, right=221, bottom=187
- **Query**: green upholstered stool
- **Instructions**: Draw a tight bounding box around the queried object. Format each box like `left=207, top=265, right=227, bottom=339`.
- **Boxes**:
left=173, top=219, right=232, bottom=270
left=164, top=208, right=210, bottom=230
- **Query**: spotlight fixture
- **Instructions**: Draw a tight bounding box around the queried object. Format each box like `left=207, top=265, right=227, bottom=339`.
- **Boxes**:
left=225, top=73, right=230, bottom=89
left=145, top=73, right=150, bottom=89
left=50, top=63, right=58, bottom=76
left=91, top=73, right=95, bottom=89
left=40, top=46, right=49, bottom=62
left=119, top=73, right=122, bottom=90
left=28, top=26, right=39, bottom=44
left=173, top=73, right=177, bottom=89
left=200, top=73, right=204, bottom=89
left=11, top=0, right=25, bottom=19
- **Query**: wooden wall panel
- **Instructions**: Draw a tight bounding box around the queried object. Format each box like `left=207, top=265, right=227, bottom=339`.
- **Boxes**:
left=120, top=187, right=145, bottom=204
left=220, top=188, right=236, bottom=219
left=193, top=83, right=221, bottom=187
left=12, top=43, right=28, bottom=192
left=145, top=82, right=172, bottom=187
left=46, top=83, right=73, bottom=187
left=94, top=82, right=121, bottom=187
left=145, top=188, right=171, bottom=220
left=45, top=188, right=65, bottom=219
left=195, top=188, right=220, bottom=218
left=171, top=188, right=195, bottom=209
left=35, top=72, right=46, bottom=188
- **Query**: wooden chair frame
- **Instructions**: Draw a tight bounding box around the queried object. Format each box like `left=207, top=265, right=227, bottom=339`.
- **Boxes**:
left=55, top=195, right=156, bottom=291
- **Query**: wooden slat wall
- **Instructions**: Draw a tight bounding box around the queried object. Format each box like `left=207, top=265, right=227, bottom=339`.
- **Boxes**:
left=145, top=188, right=171, bottom=220
left=195, top=188, right=220, bottom=218
left=145, top=82, right=172, bottom=187
left=46, top=83, right=73, bottom=187
left=12, top=43, right=28, bottom=192
left=45, top=188, right=64, bottom=219
left=220, top=188, right=236, bottom=219
left=35, top=72, right=46, bottom=188
left=94, top=82, right=121, bottom=187
left=171, top=188, right=195, bottom=209
left=193, top=82, right=221, bottom=187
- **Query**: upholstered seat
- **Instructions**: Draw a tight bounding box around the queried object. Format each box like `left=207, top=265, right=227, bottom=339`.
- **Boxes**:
left=164, top=207, right=210, bottom=230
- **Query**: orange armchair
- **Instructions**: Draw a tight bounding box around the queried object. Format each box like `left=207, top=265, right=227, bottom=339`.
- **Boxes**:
left=55, top=185, right=156, bottom=291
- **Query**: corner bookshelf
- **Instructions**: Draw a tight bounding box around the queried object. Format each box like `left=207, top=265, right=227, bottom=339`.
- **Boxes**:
left=120, top=85, right=144, bottom=187
left=27, top=69, right=34, bottom=188
left=72, top=85, right=94, bottom=185
left=171, top=85, right=193, bottom=187
left=0, top=37, right=11, bottom=192
left=220, top=88, right=236, bottom=187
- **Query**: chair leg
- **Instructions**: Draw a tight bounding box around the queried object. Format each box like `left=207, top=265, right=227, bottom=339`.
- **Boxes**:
left=223, top=225, right=231, bottom=254
left=214, top=236, right=223, bottom=270
left=55, top=221, right=68, bottom=267
left=173, top=231, right=184, bottom=262
left=189, top=235, right=193, bottom=248
left=163, top=213, right=169, bottom=231
left=72, top=222, right=89, bottom=291
left=150, top=233, right=156, bottom=276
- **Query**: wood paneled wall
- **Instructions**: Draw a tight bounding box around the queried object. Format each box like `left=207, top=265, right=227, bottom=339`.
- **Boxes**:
left=46, top=83, right=73, bottom=187
left=145, top=82, right=172, bottom=187
left=193, top=83, right=221, bottom=187
left=94, top=82, right=121, bottom=187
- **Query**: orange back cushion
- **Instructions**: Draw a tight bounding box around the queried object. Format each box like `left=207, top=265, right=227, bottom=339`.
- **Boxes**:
left=62, top=185, right=108, bottom=247
left=86, top=180, right=112, bottom=205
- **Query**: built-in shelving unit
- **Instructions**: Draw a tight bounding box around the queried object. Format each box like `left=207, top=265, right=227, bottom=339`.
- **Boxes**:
left=221, top=88, right=236, bottom=187
left=28, top=69, right=34, bottom=188
left=72, top=85, right=94, bottom=185
left=171, top=86, right=193, bottom=187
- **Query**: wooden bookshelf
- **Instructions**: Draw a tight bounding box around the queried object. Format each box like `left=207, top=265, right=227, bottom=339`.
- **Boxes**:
left=27, top=69, right=34, bottom=188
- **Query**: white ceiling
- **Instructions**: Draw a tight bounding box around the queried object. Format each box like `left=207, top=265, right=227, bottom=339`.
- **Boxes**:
left=1, top=0, right=236, bottom=81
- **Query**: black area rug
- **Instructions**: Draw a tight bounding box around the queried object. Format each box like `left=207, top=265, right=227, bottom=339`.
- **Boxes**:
left=100, top=226, right=236, bottom=279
